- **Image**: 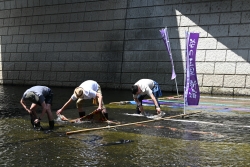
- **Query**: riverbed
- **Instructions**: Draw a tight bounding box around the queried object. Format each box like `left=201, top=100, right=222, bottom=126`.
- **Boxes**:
left=0, top=85, right=249, bottom=166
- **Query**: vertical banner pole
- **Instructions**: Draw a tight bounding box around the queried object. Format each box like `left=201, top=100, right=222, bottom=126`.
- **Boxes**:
left=184, top=31, right=200, bottom=115
left=184, top=31, right=188, bottom=115
left=159, top=27, right=179, bottom=96
left=174, top=78, right=179, bottom=97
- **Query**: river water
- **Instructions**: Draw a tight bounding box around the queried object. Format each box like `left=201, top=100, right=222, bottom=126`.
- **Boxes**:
left=0, top=85, right=249, bottom=167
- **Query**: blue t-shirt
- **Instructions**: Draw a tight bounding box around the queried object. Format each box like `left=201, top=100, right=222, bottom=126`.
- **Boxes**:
left=22, top=86, right=51, bottom=104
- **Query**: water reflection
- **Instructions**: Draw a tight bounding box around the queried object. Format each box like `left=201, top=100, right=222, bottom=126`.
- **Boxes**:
left=0, top=85, right=249, bottom=166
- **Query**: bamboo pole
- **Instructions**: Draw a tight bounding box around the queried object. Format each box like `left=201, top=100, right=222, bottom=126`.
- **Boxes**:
left=68, top=109, right=108, bottom=123
left=66, top=111, right=201, bottom=135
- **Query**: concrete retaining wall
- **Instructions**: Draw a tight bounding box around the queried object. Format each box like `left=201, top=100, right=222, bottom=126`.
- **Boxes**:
left=0, top=0, right=250, bottom=96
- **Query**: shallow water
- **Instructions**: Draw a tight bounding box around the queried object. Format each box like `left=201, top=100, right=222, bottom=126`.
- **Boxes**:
left=0, top=85, right=249, bottom=166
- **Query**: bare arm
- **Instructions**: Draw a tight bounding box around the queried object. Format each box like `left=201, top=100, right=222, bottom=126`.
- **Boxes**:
left=96, top=93, right=103, bottom=110
left=20, top=99, right=32, bottom=114
left=149, top=94, right=161, bottom=113
left=56, top=98, right=73, bottom=115
left=39, top=102, right=47, bottom=119
left=133, top=97, right=145, bottom=114
left=34, top=102, right=54, bottom=123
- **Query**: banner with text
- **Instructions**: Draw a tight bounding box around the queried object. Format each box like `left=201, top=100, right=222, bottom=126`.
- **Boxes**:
left=185, top=32, right=200, bottom=105
left=159, top=27, right=176, bottom=80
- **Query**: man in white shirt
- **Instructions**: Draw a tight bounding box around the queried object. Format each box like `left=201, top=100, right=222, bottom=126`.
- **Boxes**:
left=56, top=80, right=108, bottom=119
left=131, top=79, right=163, bottom=116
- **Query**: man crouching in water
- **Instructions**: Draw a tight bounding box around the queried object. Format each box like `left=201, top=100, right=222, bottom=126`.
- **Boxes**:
left=131, top=79, right=163, bottom=116
left=20, top=86, right=54, bottom=130
left=56, top=80, right=108, bottom=119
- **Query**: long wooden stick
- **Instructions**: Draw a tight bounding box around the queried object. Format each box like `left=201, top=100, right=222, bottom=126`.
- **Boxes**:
left=69, top=109, right=108, bottom=123
left=66, top=111, right=201, bottom=135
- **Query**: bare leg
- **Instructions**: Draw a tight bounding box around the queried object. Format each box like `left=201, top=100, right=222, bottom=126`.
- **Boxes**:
left=29, top=103, right=38, bottom=127
left=45, top=104, right=53, bottom=121
left=30, top=103, right=38, bottom=118
left=76, top=99, right=85, bottom=117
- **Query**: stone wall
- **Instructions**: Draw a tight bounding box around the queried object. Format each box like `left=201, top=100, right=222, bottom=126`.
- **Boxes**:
left=0, top=0, right=250, bottom=96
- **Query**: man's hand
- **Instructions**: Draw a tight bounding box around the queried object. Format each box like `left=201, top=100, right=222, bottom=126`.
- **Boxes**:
left=140, top=111, right=147, bottom=116
left=56, top=109, right=62, bottom=115
left=156, top=107, right=161, bottom=114
left=34, top=119, right=39, bottom=124
left=27, top=109, right=32, bottom=114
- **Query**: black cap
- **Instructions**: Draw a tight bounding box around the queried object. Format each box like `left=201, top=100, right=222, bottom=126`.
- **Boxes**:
left=131, top=85, right=138, bottom=95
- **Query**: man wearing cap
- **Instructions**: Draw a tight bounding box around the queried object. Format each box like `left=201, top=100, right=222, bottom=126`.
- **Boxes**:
left=131, top=79, right=163, bottom=116
left=20, top=86, right=54, bottom=130
left=56, top=80, right=108, bottom=119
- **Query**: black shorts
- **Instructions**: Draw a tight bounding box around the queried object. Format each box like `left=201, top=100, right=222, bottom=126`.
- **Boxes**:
left=45, top=90, right=53, bottom=105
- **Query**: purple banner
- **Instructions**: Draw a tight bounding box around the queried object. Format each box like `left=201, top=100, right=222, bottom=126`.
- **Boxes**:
left=159, top=27, right=176, bottom=80
left=185, top=32, right=200, bottom=105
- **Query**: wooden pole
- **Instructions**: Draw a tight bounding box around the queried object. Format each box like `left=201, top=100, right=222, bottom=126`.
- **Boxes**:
left=68, top=109, right=108, bottom=123
left=66, top=111, right=201, bottom=135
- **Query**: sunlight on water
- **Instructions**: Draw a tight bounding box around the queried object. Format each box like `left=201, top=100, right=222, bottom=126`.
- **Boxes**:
left=0, top=116, right=250, bottom=166
left=0, top=85, right=249, bottom=166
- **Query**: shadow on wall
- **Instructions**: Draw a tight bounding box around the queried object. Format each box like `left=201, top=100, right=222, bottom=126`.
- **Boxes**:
left=0, top=1, right=249, bottom=94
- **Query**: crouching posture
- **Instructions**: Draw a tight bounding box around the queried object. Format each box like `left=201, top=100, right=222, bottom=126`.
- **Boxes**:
left=20, top=86, right=54, bottom=130
left=131, top=79, right=163, bottom=116
left=56, top=80, right=108, bottom=119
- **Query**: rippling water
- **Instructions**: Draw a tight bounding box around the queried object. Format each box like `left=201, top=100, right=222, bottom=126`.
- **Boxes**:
left=0, top=85, right=249, bottom=166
